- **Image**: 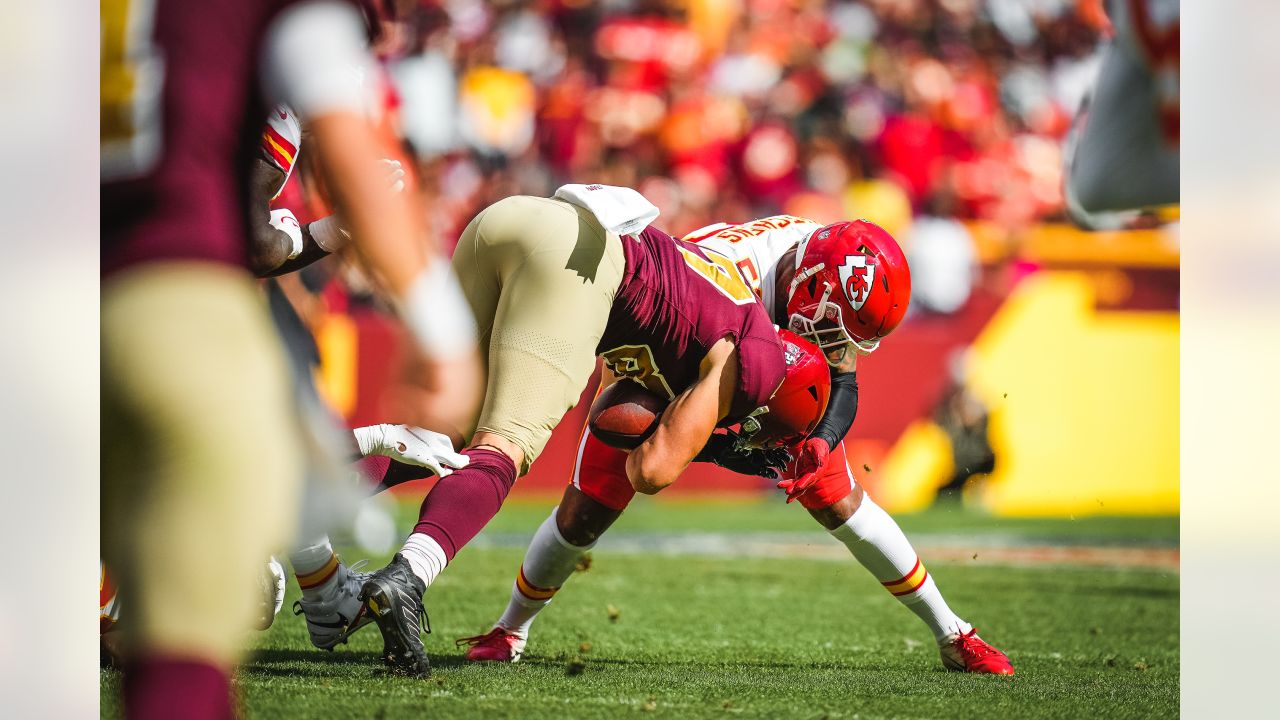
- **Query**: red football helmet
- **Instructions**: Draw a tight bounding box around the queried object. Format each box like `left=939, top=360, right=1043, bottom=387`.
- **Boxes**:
left=785, top=220, right=911, bottom=355
left=739, top=329, right=831, bottom=449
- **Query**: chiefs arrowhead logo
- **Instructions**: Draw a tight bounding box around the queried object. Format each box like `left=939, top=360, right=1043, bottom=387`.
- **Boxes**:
left=837, top=254, right=875, bottom=311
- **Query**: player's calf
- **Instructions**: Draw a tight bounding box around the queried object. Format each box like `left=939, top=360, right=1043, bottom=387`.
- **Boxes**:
left=815, top=487, right=1014, bottom=673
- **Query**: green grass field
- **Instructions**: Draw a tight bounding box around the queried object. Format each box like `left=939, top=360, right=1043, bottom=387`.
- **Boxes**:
left=101, top=500, right=1179, bottom=719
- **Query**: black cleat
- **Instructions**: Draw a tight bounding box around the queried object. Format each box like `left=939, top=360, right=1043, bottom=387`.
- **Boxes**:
left=359, top=553, right=432, bottom=677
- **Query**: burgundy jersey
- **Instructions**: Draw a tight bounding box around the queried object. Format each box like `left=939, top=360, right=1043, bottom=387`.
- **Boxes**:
left=598, top=226, right=786, bottom=423
left=101, top=0, right=301, bottom=276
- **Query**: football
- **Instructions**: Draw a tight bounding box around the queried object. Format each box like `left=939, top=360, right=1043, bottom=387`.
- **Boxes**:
left=587, top=380, right=668, bottom=450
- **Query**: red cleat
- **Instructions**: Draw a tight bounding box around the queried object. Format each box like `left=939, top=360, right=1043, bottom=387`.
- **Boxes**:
left=940, top=628, right=1015, bottom=675
left=457, top=627, right=526, bottom=663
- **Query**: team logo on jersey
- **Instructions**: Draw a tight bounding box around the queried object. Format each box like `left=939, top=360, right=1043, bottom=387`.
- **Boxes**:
left=838, top=254, right=875, bottom=311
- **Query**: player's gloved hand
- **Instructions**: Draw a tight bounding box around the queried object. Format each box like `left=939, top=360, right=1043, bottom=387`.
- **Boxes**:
left=776, top=436, right=830, bottom=503
left=694, top=433, right=793, bottom=480
left=352, top=424, right=469, bottom=477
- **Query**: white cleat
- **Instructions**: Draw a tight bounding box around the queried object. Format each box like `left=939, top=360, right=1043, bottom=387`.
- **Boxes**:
left=293, top=560, right=376, bottom=650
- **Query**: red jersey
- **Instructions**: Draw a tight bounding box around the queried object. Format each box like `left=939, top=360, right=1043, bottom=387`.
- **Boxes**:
left=598, top=226, right=786, bottom=423
left=101, top=0, right=301, bottom=276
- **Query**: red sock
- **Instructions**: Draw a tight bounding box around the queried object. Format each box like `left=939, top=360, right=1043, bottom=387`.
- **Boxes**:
left=412, top=448, right=516, bottom=560
left=124, top=656, right=233, bottom=720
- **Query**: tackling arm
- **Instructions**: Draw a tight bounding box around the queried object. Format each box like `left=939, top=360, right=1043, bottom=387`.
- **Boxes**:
left=247, top=157, right=334, bottom=277
left=627, top=337, right=740, bottom=494
left=779, top=351, right=857, bottom=503
left=811, top=364, right=859, bottom=449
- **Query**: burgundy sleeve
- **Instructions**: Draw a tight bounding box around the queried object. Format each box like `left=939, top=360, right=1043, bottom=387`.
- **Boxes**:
left=729, top=331, right=786, bottom=421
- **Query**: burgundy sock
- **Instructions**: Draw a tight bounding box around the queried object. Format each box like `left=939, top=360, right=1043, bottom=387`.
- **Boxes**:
left=356, top=454, right=434, bottom=492
left=412, top=448, right=516, bottom=560
left=124, top=656, right=233, bottom=720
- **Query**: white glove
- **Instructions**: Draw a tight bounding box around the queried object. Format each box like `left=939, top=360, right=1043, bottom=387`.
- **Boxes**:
left=352, top=424, right=469, bottom=477
left=268, top=208, right=305, bottom=259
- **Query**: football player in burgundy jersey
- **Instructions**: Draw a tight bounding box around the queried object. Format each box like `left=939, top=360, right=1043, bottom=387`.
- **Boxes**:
left=101, top=1, right=480, bottom=716
left=101, top=104, right=454, bottom=658
left=353, top=185, right=795, bottom=677
left=461, top=216, right=1014, bottom=675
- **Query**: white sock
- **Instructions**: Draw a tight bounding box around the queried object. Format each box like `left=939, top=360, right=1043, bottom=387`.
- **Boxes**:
left=831, top=494, right=971, bottom=643
left=290, top=537, right=342, bottom=601
left=495, top=509, right=593, bottom=637
left=400, top=533, right=449, bottom=588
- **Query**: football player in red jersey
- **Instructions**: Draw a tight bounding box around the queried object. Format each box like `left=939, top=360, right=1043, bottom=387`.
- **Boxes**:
left=101, top=1, right=481, bottom=717
left=462, top=217, right=1014, bottom=675
left=706, top=217, right=1010, bottom=674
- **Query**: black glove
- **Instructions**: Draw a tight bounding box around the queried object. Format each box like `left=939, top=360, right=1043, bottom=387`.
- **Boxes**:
left=694, top=432, right=793, bottom=479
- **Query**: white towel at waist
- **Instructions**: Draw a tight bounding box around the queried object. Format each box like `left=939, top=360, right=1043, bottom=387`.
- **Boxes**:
left=553, top=183, right=660, bottom=237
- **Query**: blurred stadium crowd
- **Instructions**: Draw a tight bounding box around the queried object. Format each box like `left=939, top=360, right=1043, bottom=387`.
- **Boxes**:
left=296, top=0, right=1113, bottom=252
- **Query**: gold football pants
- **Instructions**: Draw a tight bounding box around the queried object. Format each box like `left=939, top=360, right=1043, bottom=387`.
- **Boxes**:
left=453, top=196, right=626, bottom=474
left=102, top=263, right=303, bottom=664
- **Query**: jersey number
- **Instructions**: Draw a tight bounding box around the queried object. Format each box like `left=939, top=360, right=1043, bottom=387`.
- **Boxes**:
left=677, top=245, right=756, bottom=305
left=101, top=0, right=165, bottom=180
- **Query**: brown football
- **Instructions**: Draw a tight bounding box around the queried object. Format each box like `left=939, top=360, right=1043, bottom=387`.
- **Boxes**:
left=587, top=381, right=668, bottom=450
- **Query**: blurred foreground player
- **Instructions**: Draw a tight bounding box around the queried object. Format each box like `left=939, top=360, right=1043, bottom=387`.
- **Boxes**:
left=101, top=105, right=428, bottom=657
left=1066, top=0, right=1179, bottom=217
left=101, top=2, right=480, bottom=717
left=464, top=217, right=1013, bottom=674
left=357, top=185, right=793, bottom=676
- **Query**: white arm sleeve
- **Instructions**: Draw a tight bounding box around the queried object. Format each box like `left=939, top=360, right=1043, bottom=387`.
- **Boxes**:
left=260, top=0, right=372, bottom=121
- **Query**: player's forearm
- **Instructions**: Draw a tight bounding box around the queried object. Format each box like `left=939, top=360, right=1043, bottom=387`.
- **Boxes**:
left=260, top=226, right=333, bottom=277
left=249, top=223, right=297, bottom=277
left=251, top=220, right=334, bottom=277
left=811, top=370, right=858, bottom=448
left=307, top=113, right=428, bottom=297
left=628, top=341, right=739, bottom=493
left=627, top=388, right=718, bottom=494
left=248, top=157, right=301, bottom=276
left=309, top=115, right=476, bottom=361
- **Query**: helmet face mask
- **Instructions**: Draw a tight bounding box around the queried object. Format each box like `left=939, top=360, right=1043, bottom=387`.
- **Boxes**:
left=785, top=220, right=910, bottom=359
left=785, top=261, right=857, bottom=353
